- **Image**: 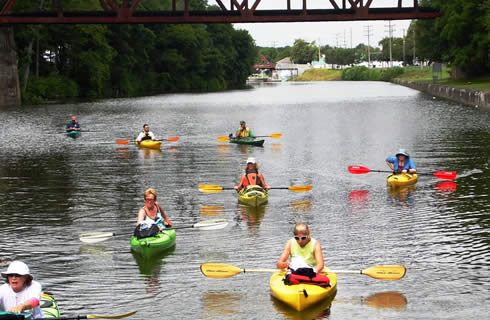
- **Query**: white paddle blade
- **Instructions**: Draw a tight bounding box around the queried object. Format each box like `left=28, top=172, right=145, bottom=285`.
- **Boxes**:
left=79, top=232, right=115, bottom=244
left=194, top=219, right=228, bottom=230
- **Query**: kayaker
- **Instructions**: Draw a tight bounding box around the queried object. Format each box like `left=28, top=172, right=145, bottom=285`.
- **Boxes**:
left=136, top=188, right=172, bottom=230
left=235, top=121, right=254, bottom=138
left=386, top=149, right=417, bottom=174
left=0, top=261, right=43, bottom=318
left=277, top=222, right=325, bottom=274
left=234, top=157, right=271, bottom=192
left=66, top=116, right=80, bottom=132
left=136, top=124, right=156, bottom=142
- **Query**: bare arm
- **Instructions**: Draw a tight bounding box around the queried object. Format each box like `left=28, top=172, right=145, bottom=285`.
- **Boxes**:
left=259, top=173, right=271, bottom=190
left=136, top=208, right=146, bottom=225
left=313, top=241, right=325, bottom=273
left=386, top=160, right=394, bottom=171
left=234, top=175, right=246, bottom=191
left=277, top=240, right=292, bottom=270
left=156, top=201, right=172, bottom=226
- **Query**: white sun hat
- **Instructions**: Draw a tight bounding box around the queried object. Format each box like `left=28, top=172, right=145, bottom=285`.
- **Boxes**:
left=1, top=261, right=31, bottom=278
left=246, top=157, right=256, bottom=164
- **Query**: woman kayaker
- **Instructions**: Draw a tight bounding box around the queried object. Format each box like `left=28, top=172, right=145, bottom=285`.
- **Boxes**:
left=277, top=222, right=325, bottom=274
left=66, top=116, right=80, bottom=132
left=234, top=157, right=271, bottom=192
left=136, top=124, right=156, bottom=142
left=0, top=261, right=43, bottom=318
left=235, top=121, right=254, bottom=138
left=386, top=149, right=416, bottom=174
left=136, top=188, right=172, bottom=230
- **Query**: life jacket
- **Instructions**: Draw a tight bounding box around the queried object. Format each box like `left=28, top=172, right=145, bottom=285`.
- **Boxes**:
left=284, top=273, right=330, bottom=287
left=141, top=132, right=152, bottom=141
left=242, top=170, right=263, bottom=187
left=237, top=127, right=251, bottom=137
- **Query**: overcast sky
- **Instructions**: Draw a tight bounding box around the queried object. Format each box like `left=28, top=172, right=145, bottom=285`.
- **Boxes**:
left=208, top=0, right=414, bottom=48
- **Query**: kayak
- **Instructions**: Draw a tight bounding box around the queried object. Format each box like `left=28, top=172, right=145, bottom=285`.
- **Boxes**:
left=130, top=229, right=176, bottom=257
left=135, top=139, right=162, bottom=150
left=66, top=130, right=80, bottom=138
left=387, top=173, right=418, bottom=187
left=40, top=292, right=60, bottom=318
left=270, top=269, right=337, bottom=311
left=238, top=185, right=268, bottom=207
left=229, top=137, right=264, bottom=147
left=0, top=292, right=60, bottom=319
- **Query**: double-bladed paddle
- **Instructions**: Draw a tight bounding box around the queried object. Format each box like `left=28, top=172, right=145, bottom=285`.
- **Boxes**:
left=116, top=137, right=179, bottom=144
left=198, top=184, right=312, bottom=193
left=348, top=165, right=456, bottom=180
left=39, top=311, right=137, bottom=320
left=200, top=263, right=406, bottom=281
left=79, top=219, right=228, bottom=243
left=217, top=133, right=282, bottom=142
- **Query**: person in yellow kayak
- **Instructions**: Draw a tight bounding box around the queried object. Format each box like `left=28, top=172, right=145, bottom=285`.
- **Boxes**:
left=386, top=149, right=417, bottom=174
left=235, top=120, right=254, bottom=138
left=136, top=124, right=156, bottom=142
left=0, top=261, right=44, bottom=318
left=234, top=157, right=271, bottom=192
left=277, top=222, right=325, bottom=274
left=136, top=188, right=172, bottom=231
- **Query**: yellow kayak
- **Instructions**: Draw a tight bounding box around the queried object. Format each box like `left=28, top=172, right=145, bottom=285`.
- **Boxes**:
left=387, top=173, right=418, bottom=187
left=238, top=185, right=268, bottom=207
left=270, top=269, right=337, bottom=311
left=135, top=139, right=162, bottom=150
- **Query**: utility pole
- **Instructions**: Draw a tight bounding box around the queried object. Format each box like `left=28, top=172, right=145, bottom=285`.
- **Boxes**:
left=402, top=29, right=406, bottom=66
left=385, top=21, right=395, bottom=68
left=364, top=25, right=373, bottom=66
left=350, top=27, right=353, bottom=49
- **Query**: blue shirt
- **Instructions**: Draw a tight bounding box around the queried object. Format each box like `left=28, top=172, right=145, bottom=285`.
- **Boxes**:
left=386, top=156, right=416, bottom=172
left=66, top=121, right=80, bottom=130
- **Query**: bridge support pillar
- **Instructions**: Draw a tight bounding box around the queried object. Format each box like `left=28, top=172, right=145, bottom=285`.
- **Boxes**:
left=0, top=26, right=21, bottom=107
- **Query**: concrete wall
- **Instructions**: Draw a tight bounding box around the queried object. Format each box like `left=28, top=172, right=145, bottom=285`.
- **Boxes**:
left=393, top=79, right=490, bottom=111
left=0, top=27, right=21, bottom=107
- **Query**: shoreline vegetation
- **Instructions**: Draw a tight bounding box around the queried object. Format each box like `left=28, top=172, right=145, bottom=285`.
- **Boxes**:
left=293, top=67, right=490, bottom=93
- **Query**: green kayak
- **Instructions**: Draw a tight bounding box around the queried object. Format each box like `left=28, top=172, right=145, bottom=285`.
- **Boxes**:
left=238, top=185, right=268, bottom=207
left=230, top=137, right=264, bottom=146
left=66, top=130, right=80, bottom=138
left=0, top=292, right=60, bottom=319
left=130, top=229, right=176, bottom=257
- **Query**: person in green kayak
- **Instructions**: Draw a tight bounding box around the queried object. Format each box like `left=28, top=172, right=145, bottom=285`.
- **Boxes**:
left=66, top=116, right=80, bottom=132
left=0, top=261, right=44, bottom=318
left=235, top=120, right=254, bottom=138
left=234, top=157, right=271, bottom=192
left=136, top=124, right=156, bottom=142
left=386, top=149, right=417, bottom=174
left=136, top=188, right=172, bottom=230
left=276, top=222, right=325, bottom=274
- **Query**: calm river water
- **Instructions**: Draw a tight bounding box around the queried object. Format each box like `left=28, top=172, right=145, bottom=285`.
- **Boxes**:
left=0, top=81, right=489, bottom=320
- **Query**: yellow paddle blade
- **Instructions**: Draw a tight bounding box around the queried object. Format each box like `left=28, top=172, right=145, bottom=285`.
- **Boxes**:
left=87, top=311, right=137, bottom=319
left=362, top=265, right=406, bottom=280
left=288, top=185, right=312, bottom=192
left=217, top=136, right=230, bottom=142
left=198, top=184, right=224, bottom=193
left=201, top=263, right=243, bottom=278
left=269, top=133, right=282, bottom=138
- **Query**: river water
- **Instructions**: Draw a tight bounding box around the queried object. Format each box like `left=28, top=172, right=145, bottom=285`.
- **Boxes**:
left=0, top=81, right=489, bottom=319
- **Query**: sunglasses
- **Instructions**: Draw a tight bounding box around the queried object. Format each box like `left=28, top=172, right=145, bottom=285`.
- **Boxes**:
left=145, top=198, right=155, bottom=201
left=294, top=236, right=308, bottom=241
left=7, top=274, right=22, bottom=278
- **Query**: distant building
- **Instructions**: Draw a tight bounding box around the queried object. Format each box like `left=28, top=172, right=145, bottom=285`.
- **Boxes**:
left=274, top=57, right=311, bottom=80
left=311, top=55, right=328, bottom=69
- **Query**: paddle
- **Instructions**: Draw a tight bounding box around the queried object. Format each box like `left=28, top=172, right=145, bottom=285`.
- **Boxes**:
left=217, top=133, right=282, bottom=142
left=198, top=184, right=312, bottom=193
left=116, top=137, right=179, bottom=144
left=79, top=219, right=228, bottom=244
left=200, top=263, right=406, bottom=281
left=348, top=165, right=456, bottom=180
left=39, top=311, right=137, bottom=320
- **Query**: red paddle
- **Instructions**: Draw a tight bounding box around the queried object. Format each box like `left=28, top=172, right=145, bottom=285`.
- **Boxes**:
left=348, top=165, right=457, bottom=180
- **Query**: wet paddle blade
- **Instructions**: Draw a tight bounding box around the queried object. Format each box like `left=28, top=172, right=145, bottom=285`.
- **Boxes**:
left=86, top=311, right=137, bottom=319
left=200, top=263, right=244, bottom=278
left=198, top=184, right=224, bottom=193
left=217, top=136, right=231, bottom=142
left=79, top=232, right=115, bottom=243
left=362, top=265, right=406, bottom=280
left=288, top=185, right=312, bottom=192
left=193, top=219, right=228, bottom=230
left=348, top=165, right=371, bottom=174
left=433, top=171, right=456, bottom=180
left=269, top=133, right=282, bottom=138
left=116, top=140, right=130, bottom=145
left=165, top=137, right=179, bottom=142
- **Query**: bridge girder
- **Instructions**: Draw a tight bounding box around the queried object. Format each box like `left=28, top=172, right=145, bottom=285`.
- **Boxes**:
left=0, top=0, right=441, bottom=24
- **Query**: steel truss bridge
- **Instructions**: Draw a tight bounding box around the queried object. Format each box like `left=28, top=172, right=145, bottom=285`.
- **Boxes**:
left=0, top=0, right=441, bottom=24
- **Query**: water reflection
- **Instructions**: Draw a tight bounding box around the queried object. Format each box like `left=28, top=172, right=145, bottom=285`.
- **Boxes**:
left=289, top=200, right=313, bottom=213
left=132, top=246, right=176, bottom=295
left=200, top=205, right=224, bottom=217
left=348, top=190, right=370, bottom=207
left=335, top=291, right=407, bottom=311
left=270, top=143, right=282, bottom=153
left=79, top=244, right=114, bottom=259
left=271, top=290, right=336, bottom=320
left=387, top=185, right=416, bottom=207
left=435, top=181, right=457, bottom=193
left=138, top=148, right=163, bottom=161
left=201, top=291, right=242, bottom=319
left=236, top=204, right=266, bottom=233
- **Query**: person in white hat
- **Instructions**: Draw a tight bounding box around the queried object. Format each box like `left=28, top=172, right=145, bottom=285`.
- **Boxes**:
left=386, top=149, right=416, bottom=174
left=234, top=157, right=271, bottom=192
left=0, top=261, right=43, bottom=318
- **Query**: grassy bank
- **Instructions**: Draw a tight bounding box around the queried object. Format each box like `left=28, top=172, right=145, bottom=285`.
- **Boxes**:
left=294, top=69, right=341, bottom=81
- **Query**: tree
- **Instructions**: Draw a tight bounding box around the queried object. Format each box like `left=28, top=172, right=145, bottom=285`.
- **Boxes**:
left=290, top=39, right=317, bottom=64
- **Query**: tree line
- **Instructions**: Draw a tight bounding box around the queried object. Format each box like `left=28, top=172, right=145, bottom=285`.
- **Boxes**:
left=12, top=0, right=257, bottom=103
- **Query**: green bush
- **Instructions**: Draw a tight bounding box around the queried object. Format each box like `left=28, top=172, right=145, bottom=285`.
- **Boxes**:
left=379, top=67, right=404, bottom=81
left=23, top=73, right=78, bottom=103
left=341, top=66, right=380, bottom=81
